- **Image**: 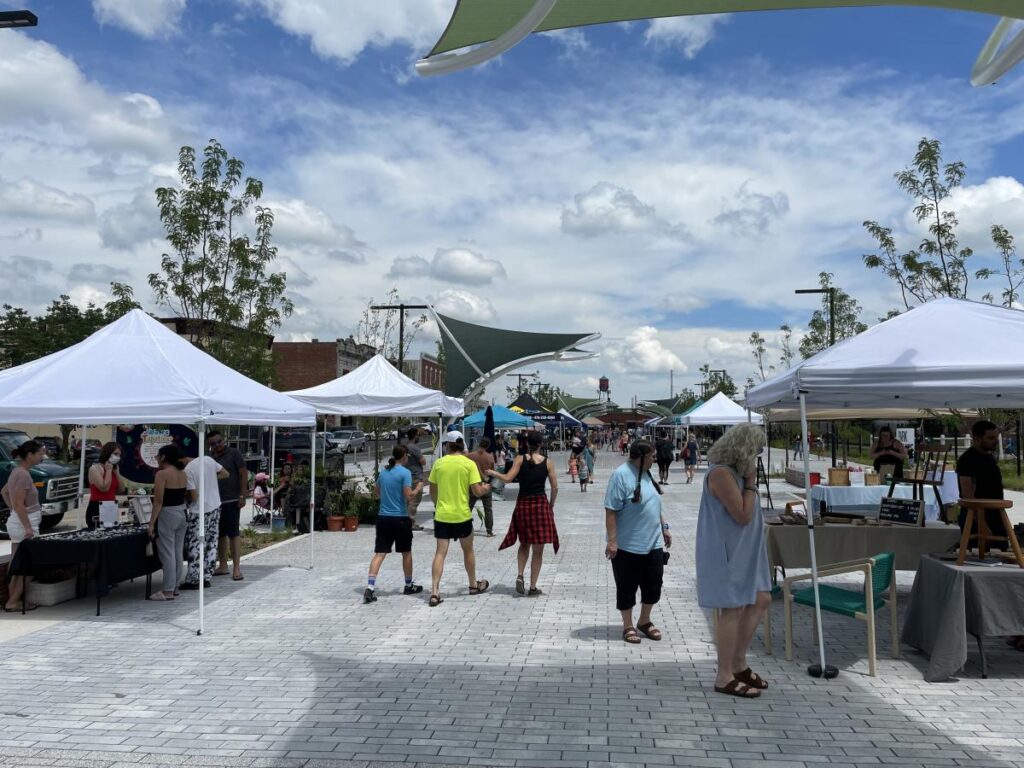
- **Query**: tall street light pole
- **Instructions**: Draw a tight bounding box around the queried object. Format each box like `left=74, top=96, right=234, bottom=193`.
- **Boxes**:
left=795, top=287, right=837, bottom=467
left=0, top=10, right=38, bottom=28
left=369, top=303, right=429, bottom=374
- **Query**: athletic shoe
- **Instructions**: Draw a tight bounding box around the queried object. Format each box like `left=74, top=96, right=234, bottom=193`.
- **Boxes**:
left=403, top=583, right=424, bottom=595
left=363, top=588, right=377, bottom=604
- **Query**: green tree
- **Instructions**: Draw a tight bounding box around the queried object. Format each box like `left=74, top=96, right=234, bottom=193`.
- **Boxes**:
left=353, top=286, right=427, bottom=364
left=778, top=324, right=795, bottom=370
left=0, top=285, right=140, bottom=459
left=149, top=139, right=291, bottom=384
left=863, top=138, right=972, bottom=309
left=698, top=363, right=737, bottom=398
left=977, top=225, right=1024, bottom=307
left=748, top=331, right=773, bottom=383
left=798, top=272, right=867, bottom=359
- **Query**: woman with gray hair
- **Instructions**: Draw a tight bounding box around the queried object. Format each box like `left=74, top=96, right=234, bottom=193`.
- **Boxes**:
left=696, top=424, right=771, bottom=698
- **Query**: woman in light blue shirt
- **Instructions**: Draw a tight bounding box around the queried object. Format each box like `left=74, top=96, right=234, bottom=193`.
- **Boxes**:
left=603, top=440, right=672, bottom=644
left=364, top=446, right=424, bottom=603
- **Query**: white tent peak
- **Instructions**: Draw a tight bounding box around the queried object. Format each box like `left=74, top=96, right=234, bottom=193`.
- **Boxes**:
left=0, top=309, right=315, bottom=426
left=747, top=297, right=1024, bottom=411
left=288, top=354, right=463, bottom=417
left=683, top=391, right=763, bottom=426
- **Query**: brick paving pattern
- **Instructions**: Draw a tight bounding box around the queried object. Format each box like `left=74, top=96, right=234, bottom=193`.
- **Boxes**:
left=1, top=455, right=1023, bottom=767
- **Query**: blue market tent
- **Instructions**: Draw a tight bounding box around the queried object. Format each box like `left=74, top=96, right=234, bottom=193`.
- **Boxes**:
left=463, top=404, right=535, bottom=429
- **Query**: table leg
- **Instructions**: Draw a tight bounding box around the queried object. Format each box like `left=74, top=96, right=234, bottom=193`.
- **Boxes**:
left=974, top=633, right=988, bottom=679
left=957, top=510, right=974, bottom=565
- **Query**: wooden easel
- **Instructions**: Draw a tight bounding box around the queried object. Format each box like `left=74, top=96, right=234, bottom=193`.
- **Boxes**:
left=956, top=498, right=1024, bottom=567
left=757, top=456, right=774, bottom=510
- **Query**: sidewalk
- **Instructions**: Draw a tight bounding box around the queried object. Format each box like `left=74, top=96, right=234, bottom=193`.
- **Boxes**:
left=0, top=457, right=1023, bottom=767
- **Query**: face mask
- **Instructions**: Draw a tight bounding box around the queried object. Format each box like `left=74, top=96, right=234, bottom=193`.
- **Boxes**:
left=109, top=455, right=121, bottom=465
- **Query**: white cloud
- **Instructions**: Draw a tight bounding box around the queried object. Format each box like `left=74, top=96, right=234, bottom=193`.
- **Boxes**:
left=604, top=327, right=685, bottom=374
left=644, top=14, right=730, bottom=59
left=245, top=0, right=454, bottom=64
left=388, top=248, right=506, bottom=285
left=561, top=182, right=689, bottom=241
left=0, top=176, right=95, bottom=222
left=942, top=176, right=1024, bottom=242
left=98, top=188, right=164, bottom=249
left=660, top=295, right=707, bottom=314
left=92, top=0, right=187, bottom=38
left=432, top=289, right=498, bottom=324
left=714, top=182, right=790, bottom=236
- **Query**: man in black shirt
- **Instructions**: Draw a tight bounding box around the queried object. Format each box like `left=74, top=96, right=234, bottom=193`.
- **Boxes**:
left=956, top=419, right=1008, bottom=546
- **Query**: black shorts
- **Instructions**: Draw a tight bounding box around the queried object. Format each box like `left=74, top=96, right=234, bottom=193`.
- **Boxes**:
left=219, top=500, right=241, bottom=538
left=610, top=548, right=664, bottom=610
left=375, top=516, right=413, bottom=553
left=434, top=519, right=474, bottom=540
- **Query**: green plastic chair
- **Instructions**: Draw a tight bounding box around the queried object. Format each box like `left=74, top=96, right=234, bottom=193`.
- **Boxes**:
left=783, top=552, right=898, bottom=676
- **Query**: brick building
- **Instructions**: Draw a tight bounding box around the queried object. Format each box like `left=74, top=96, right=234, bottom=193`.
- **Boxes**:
left=272, top=339, right=338, bottom=392
left=402, top=353, right=445, bottom=390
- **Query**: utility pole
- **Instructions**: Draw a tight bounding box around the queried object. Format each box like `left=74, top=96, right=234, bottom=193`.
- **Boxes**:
left=506, top=372, right=539, bottom=396
left=369, top=303, right=429, bottom=374
left=670, top=369, right=674, bottom=398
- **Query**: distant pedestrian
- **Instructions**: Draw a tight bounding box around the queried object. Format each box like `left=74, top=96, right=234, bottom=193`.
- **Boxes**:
left=792, top=434, right=803, bottom=460
left=489, top=431, right=559, bottom=597
left=402, top=428, right=427, bottom=530
left=181, top=454, right=229, bottom=590
left=468, top=438, right=496, bottom=536
left=427, top=431, right=490, bottom=606
left=697, top=424, right=771, bottom=698
left=364, top=445, right=424, bottom=603
left=683, top=432, right=701, bottom=484
left=655, top=431, right=674, bottom=484
left=577, top=450, right=590, bottom=491
left=604, top=440, right=669, bottom=644
left=583, top=438, right=596, bottom=485
left=209, top=431, right=248, bottom=582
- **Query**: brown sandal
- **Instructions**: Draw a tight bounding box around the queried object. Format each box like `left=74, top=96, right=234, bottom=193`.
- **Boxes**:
left=714, top=679, right=761, bottom=698
left=637, top=622, right=662, bottom=641
left=623, top=627, right=642, bottom=644
left=734, top=667, right=768, bottom=690
left=468, top=580, right=490, bottom=595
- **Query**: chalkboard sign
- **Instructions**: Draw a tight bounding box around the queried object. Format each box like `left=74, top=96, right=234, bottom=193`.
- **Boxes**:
left=878, top=497, right=924, bottom=527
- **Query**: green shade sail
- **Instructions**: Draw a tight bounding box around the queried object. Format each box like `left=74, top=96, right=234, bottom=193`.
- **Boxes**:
left=429, top=0, right=1024, bottom=56
left=434, top=312, right=599, bottom=400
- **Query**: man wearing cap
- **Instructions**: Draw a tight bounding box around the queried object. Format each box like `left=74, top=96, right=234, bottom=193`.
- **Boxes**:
left=427, top=430, right=491, bottom=606
left=403, top=427, right=428, bottom=530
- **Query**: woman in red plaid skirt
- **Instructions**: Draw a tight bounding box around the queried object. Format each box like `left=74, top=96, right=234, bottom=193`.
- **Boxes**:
left=487, top=431, right=559, bottom=597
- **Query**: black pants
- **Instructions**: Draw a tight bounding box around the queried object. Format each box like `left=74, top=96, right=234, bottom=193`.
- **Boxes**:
left=611, top=548, right=664, bottom=610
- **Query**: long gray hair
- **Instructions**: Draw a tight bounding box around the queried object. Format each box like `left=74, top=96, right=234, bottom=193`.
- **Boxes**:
left=706, top=424, right=765, bottom=477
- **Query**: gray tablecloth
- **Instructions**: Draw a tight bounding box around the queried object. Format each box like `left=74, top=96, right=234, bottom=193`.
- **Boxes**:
left=766, top=524, right=962, bottom=571
left=902, top=555, right=1024, bottom=682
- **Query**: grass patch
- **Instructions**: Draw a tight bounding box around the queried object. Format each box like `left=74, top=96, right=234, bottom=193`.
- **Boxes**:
left=239, top=527, right=299, bottom=557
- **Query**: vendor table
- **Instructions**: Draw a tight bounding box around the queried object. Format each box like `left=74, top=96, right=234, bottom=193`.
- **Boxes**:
left=810, top=483, right=936, bottom=521
left=766, top=523, right=962, bottom=571
left=9, top=525, right=158, bottom=616
left=902, top=554, right=1024, bottom=681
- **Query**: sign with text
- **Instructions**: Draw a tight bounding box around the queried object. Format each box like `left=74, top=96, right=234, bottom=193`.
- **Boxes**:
left=879, top=496, right=924, bottom=527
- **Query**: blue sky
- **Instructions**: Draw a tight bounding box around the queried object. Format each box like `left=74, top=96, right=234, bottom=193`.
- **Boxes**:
left=2, top=1, right=1024, bottom=401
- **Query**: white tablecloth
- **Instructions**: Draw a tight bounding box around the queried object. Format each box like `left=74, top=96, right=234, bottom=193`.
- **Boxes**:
left=809, top=484, right=940, bottom=521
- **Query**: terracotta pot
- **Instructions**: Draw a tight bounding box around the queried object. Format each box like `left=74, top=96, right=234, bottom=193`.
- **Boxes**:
left=343, top=516, right=359, bottom=532
left=326, top=515, right=344, bottom=532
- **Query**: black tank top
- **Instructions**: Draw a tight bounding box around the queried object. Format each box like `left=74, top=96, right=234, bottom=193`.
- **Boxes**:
left=518, top=457, right=549, bottom=497
left=162, top=486, right=187, bottom=507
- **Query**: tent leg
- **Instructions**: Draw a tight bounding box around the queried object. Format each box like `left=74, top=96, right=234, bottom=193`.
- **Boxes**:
left=198, top=424, right=206, bottom=637
left=77, top=424, right=88, bottom=528
left=269, top=428, right=276, bottom=522
left=309, top=429, right=315, bottom=570
left=800, top=393, right=835, bottom=679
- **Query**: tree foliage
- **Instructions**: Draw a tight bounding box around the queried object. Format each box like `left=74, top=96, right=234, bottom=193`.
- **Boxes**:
left=778, top=324, right=795, bottom=370
left=977, top=225, right=1024, bottom=307
left=148, top=140, right=291, bottom=384
left=798, top=272, right=867, bottom=359
left=0, top=285, right=141, bottom=459
left=698, top=363, right=737, bottom=398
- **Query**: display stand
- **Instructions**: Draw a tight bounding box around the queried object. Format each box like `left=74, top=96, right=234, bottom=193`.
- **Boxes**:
left=888, top=443, right=948, bottom=513
left=757, top=456, right=773, bottom=510
left=956, top=498, right=1024, bottom=567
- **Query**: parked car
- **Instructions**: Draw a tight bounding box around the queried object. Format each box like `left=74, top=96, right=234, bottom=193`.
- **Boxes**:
left=0, top=428, right=80, bottom=536
left=273, top=430, right=343, bottom=467
left=411, top=422, right=435, bottom=434
left=36, top=435, right=63, bottom=458
left=331, top=429, right=367, bottom=453
left=71, top=438, right=102, bottom=465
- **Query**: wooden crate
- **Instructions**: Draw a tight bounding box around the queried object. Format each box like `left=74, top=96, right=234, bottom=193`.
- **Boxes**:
left=828, top=468, right=851, bottom=486
left=864, top=471, right=881, bottom=486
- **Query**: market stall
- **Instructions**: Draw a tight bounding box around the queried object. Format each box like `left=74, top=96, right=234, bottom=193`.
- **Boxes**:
left=747, top=297, right=1024, bottom=677
left=0, top=309, right=316, bottom=633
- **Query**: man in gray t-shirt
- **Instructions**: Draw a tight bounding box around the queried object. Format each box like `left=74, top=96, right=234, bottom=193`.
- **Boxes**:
left=209, top=431, right=248, bottom=580
left=403, top=427, right=427, bottom=530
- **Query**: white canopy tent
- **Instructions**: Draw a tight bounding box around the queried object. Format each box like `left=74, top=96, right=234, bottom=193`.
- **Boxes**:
left=683, top=392, right=764, bottom=426
left=746, top=297, right=1024, bottom=676
left=0, top=309, right=317, bottom=634
left=287, top=354, right=463, bottom=417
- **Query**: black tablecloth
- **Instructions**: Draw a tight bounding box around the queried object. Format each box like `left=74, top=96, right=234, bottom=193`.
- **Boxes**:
left=902, top=555, right=1024, bottom=681
left=10, top=525, right=156, bottom=599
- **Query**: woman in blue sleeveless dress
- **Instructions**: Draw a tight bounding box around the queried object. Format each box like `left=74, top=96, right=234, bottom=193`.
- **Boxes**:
left=696, top=424, right=772, bottom=698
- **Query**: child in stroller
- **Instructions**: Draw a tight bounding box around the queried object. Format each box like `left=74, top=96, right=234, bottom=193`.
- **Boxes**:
left=252, top=472, right=271, bottom=525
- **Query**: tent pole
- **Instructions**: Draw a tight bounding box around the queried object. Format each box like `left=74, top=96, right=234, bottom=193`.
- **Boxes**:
left=77, top=424, right=88, bottom=528
left=269, top=428, right=276, bottom=523
left=800, top=392, right=835, bottom=679
left=309, top=428, right=316, bottom=570
left=198, top=424, right=205, bottom=636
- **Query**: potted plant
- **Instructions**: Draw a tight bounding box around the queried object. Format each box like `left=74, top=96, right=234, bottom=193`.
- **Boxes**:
left=326, top=489, right=349, bottom=532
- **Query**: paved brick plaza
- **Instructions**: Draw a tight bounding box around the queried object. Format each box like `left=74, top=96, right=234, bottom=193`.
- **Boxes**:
left=2, top=456, right=1024, bottom=768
